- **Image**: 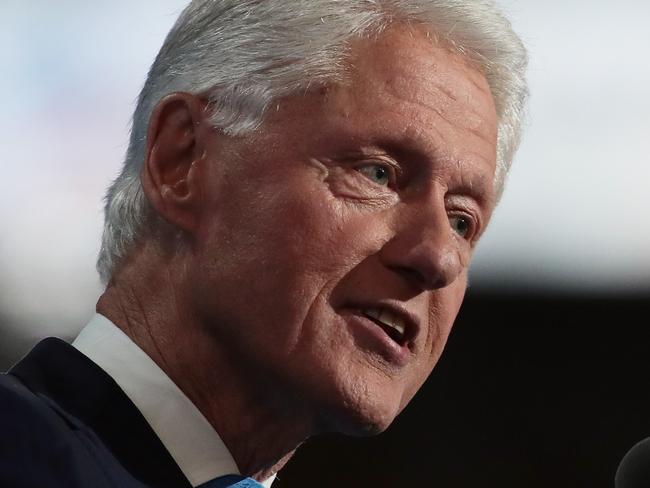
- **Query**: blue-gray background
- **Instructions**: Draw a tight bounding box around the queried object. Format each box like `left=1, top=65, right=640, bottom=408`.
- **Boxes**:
left=1, top=2, right=649, bottom=486
left=1, top=0, right=648, bottom=349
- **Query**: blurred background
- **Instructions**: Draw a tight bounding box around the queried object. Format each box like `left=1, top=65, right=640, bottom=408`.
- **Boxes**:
left=1, top=1, right=648, bottom=487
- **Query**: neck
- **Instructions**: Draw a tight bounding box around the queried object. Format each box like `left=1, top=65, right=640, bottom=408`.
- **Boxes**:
left=96, top=247, right=315, bottom=479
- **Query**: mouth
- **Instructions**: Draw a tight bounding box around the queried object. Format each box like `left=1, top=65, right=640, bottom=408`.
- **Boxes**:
left=361, top=307, right=409, bottom=346
left=341, top=303, right=419, bottom=366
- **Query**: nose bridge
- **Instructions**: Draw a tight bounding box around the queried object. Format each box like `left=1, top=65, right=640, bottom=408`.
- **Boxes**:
left=380, top=193, right=464, bottom=291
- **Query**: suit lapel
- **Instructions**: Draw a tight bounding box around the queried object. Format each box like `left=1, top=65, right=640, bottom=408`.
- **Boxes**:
left=10, top=338, right=192, bottom=488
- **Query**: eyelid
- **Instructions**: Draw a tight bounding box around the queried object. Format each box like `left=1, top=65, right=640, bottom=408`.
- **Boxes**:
left=446, top=203, right=482, bottom=243
left=353, top=158, right=402, bottom=187
left=448, top=212, right=476, bottom=241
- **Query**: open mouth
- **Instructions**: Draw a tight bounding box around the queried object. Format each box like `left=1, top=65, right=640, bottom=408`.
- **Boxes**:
left=361, top=307, right=407, bottom=346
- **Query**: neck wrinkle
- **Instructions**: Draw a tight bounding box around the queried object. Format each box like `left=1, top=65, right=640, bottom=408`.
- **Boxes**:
left=96, top=251, right=316, bottom=480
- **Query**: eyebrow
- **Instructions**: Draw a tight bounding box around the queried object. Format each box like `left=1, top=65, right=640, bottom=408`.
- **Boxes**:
left=451, top=169, right=495, bottom=207
left=324, top=135, right=496, bottom=206
left=377, top=140, right=495, bottom=199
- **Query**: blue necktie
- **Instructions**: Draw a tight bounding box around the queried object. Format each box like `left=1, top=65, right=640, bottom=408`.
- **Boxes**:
left=197, top=474, right=265, bottom=488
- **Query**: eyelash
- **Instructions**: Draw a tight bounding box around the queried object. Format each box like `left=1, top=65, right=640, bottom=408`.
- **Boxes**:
left=354, top=161, right=400, bottom=188
left=449, top=208, right=483, bottom=244
left=447, top=213, right=473, bottom=240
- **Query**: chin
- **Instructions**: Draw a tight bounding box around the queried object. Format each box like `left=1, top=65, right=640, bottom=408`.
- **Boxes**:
left=336, top=407, right=400, bottom=437
left=318, top=389, right=404, bottom=437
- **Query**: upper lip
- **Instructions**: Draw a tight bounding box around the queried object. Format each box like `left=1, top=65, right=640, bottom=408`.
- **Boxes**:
left=351, top=300, right=421, bottom=349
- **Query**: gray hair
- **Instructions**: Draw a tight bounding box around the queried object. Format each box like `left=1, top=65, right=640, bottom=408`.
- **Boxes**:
left=97, top=0, right=528, bottom=284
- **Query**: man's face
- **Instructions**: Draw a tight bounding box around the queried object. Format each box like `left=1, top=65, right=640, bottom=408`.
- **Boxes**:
left=187, top=26, right=498, bottom=434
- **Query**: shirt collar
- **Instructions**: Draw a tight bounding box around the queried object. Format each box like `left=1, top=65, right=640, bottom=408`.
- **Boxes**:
left=73, top=314, right=275, bottom=488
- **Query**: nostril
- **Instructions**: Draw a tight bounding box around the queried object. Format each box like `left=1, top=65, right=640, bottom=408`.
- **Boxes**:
left=378, top=220, right=464, bottom=291
left=390, top=265, right=439, bottom=291
left=387, top=249, right=462, bottom=291
left=396, top=266, right=429, bottom=289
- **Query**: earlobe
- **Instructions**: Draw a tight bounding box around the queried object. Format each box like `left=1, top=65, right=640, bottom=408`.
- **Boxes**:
left=141, top=93, right=208, bottom=235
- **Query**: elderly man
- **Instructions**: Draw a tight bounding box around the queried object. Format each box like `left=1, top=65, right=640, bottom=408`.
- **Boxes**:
left=1, top=1, right=527, bottom=487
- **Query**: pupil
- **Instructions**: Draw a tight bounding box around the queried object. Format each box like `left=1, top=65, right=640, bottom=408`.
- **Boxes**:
left=375, top=167, right=386, bottom=180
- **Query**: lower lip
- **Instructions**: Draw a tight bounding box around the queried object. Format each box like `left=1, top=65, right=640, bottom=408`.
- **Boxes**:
left=340, top=310, right=411, bottom=367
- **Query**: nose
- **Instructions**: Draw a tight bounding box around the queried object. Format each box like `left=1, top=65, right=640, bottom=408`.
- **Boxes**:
left=379, top=204, right=465, bottom=292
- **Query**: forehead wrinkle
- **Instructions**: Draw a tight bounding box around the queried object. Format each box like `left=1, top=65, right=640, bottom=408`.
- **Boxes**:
left=387, top=94, right=496, bottom=167
left=328, top=76, right=495, bottom=183
left=467, top=74, right=493, bottom=100
left=344, top=33, right=496, bottom=139
left=375, top=66, right=496, bottom=143
left=340, top=92, right=494, bottom=184
left=375, top=46, right=491, bottom=107
left=461, top=122, right=497, bottom=148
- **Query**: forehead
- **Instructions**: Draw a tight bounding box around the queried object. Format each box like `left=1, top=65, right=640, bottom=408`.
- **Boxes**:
left=331, top=26, right=497, bottom=163
left=253, top=25, right=498, bottom=196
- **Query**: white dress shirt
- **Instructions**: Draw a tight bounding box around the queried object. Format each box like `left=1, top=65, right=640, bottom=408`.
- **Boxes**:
left=73, top=314, right=275, bottom=488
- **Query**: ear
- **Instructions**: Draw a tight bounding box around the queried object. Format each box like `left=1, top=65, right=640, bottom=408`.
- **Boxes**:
left=141, top=92, right=209, bottom=235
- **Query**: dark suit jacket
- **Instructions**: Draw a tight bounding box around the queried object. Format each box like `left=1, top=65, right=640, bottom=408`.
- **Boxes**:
left=0, top=338, right=192, bottom=488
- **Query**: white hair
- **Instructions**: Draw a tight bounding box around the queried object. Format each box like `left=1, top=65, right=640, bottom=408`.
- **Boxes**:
left=97, top=0, right=528, bottom=284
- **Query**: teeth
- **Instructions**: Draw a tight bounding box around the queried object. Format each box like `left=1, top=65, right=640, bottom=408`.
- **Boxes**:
left=363, top=307, right=406, bottom=337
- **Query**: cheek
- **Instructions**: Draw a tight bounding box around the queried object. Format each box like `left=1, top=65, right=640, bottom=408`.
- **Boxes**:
left=275, top=187, right=391, bottom=281
left=203, top=185, right=366, bottom=327
left=193, top=173, right=396, bottom=352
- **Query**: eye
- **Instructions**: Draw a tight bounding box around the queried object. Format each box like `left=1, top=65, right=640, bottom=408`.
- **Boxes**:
left=356, top=164, right=392, bottom=186
left=449, top=215, right=473, bottom=239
